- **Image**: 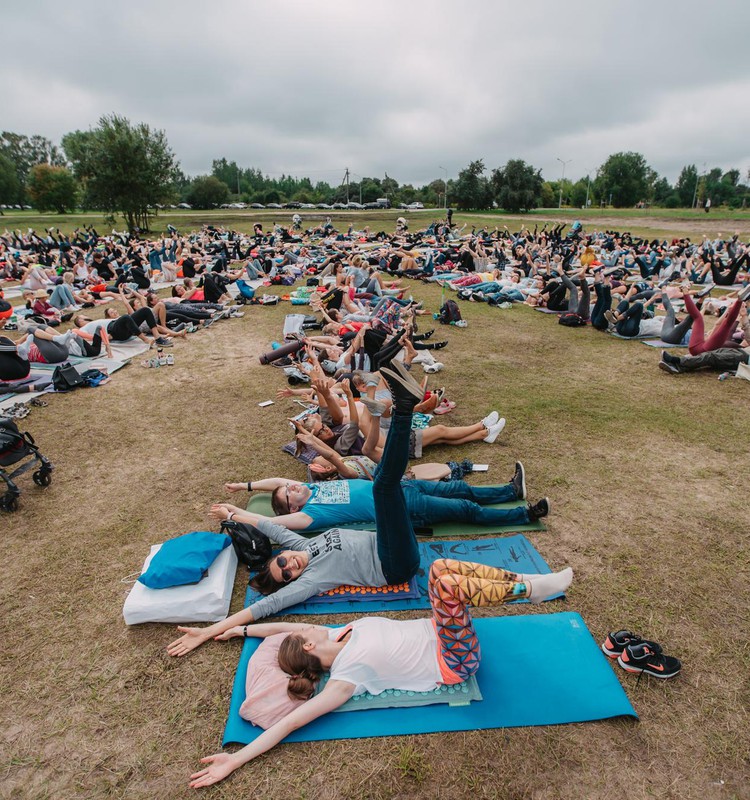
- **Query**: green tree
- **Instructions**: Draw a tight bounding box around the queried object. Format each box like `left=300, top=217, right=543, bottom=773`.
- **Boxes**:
left=595, top=151, right=652, bottom=208
left=27, top=164, right=78, bottom=213
left=187, top=175, right=230, bottom=209
left=675, top=164, right=698, bottom=207
left=540, top=181, right=556, bottom=208
left=0, top=152, right=20, bottom=207
left=0, top=132, right=65, bottom=203
left=62, top=115, right=178, bottom=231
left=490, top=159, right=543, bottom=213
left=452, top=160, right=492, bottom=210
left=652, top=176, right=673, bottom=206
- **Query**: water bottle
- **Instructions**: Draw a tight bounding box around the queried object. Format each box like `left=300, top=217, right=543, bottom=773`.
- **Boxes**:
left=718, top=372, right=731, bottom=381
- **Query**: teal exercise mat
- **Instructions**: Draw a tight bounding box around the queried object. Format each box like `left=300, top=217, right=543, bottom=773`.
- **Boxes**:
left=25, top=357, right=128, bottom=373
left=222, top=612, right=637, bottom=746
left=317, top=673, right=482, bottom=712
left=245, top=489, right=546, bottom=535
left=243, top=535, right=557, bottom=615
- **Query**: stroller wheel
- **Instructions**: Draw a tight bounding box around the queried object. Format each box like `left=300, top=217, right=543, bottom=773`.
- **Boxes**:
left=0, top=493, right=19, bottom=512
left=33, top=470, right=52, bottom=487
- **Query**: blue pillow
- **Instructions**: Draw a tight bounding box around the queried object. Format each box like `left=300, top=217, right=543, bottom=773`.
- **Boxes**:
left=138, top=531, right=231, bottom=590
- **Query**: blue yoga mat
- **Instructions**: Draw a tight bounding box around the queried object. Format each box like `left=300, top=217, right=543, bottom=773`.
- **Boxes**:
left=244, top=535, right=555, bottom=615
left=222, top=612, right=637, bottom=746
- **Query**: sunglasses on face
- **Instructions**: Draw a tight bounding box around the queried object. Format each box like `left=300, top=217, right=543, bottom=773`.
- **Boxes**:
left=276, top=556, right=293, bottom=582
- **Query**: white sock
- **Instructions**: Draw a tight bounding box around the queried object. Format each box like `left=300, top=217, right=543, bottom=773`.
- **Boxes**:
left=527, top=568, right=573, bottom=604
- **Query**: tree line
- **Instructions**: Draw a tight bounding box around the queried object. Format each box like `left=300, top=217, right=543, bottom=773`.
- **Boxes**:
left=1, top=115, right=748, bottom=229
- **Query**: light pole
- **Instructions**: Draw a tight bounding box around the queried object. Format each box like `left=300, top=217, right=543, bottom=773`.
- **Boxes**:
left=585, top=168, right=594, bottom=210
left=557, top=158, right=572, bottom=209
left=439, top=165, right=448, bottom=208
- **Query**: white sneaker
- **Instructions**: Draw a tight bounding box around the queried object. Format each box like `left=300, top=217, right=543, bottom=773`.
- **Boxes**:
left=423, top=362, right=443, bottom=373
left=483, top=418, right=506, bottom=443
left=482, top=411, right=499, bottom=428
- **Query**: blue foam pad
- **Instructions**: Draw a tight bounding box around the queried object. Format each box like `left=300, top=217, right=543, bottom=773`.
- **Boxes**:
left=222, top=612, right=637, bottom=745
left=244, top=535, right=555, bottom=615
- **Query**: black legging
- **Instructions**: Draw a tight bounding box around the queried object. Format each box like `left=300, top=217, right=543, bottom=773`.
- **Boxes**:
left=203, top=274, right=227, bottom=304
left=106, top=307, right=157, bottom=341
left=75, top=332, right=105, bottom=357
left=0, top=337, right=30, bottom=381
left=591, top=283, right=612, bottom=331
left=710, top=254, right=747, bottom=286
left=165, top=306, right=212, bottom=323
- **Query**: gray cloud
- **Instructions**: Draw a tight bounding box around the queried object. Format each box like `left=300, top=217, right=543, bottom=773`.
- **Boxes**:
left=2, top=0, right=748, bottom=186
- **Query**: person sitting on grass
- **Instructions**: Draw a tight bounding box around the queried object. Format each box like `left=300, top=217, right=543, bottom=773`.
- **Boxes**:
left=183, top=359, right=571, bottom=788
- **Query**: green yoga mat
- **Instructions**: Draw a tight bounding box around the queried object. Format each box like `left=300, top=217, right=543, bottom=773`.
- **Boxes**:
left=245, top=488, right=545, bottom=536
left=317, top=673, right=482, bottom=712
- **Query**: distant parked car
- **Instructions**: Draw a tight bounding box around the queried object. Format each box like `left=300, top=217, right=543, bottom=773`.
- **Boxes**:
left=346, top=202, right=364, bottom=210
left=177, top=203, right=192, bottom=209
left=363, top=202, right=380, bottom=209
left=376, top=198, right=391, bottom=209
left=266, top=203, right=283, bottom=209
left=250, top=203, right=265, bottom=209
left=285, top=202, right=302, bottom=209
left=300, top=203, right=316, bottom=209
left=316, top=203, right=333, bottom=209
left=398, top=202, right=409, bottom=209
left=332, top=202, right=347, bottom=210
left=408, top=202, right=424, bottom=209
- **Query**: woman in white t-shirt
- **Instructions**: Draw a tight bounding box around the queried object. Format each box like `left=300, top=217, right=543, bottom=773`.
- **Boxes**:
left=190, top=558, right=572, bottom=788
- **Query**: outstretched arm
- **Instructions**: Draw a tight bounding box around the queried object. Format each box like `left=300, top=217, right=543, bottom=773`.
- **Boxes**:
left=189, top=680, right=355, bottom=788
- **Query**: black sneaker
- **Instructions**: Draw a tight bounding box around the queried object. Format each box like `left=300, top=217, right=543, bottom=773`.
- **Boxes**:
left=527, top=497, right=550, bottom=521
left=617, top=641, right=682, bottom=679
left=601, top=630, right=644, bottom=659
left=379, top=361, right=424, bottom=410
left=154, top=336, right=173, bottom=347
left=659, top=352, right=682, bottom=374
left=511, top=461, right=526, bottom=500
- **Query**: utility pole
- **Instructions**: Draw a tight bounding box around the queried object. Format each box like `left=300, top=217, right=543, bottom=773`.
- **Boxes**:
left=585, top=168, right=594, bottom=209
left=345, top=168, right=350, bottom=204
left=556, top=158, right=572, bottom=209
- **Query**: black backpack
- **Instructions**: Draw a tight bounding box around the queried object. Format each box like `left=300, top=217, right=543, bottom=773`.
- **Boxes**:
left=52, top=363, right=86, bottom=392
left=220, top=519, right=272, bottom=571
left=558, top=312, right=587, bottom=327
left=438, top=299, right=462, bottom=324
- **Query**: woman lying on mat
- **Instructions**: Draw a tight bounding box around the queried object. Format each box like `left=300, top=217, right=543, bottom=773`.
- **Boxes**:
left=167, top=360, right=549, bottom=656
left=187, top=361, right=572, bottom=788
left=2, top=323, right=112, bottom=367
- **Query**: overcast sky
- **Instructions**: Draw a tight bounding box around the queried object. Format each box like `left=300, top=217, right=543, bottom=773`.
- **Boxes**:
left=3, top=0, right=749, bottom=187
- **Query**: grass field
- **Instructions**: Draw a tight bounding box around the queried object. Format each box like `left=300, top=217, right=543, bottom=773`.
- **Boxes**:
left=2, top=211, right=749, bottom=800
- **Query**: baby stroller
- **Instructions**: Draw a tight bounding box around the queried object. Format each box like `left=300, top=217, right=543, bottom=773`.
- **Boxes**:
left=0, top=417, right=54, bottom=511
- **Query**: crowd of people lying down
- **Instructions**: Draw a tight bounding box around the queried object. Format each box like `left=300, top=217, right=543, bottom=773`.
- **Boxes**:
left=2, top=214, right=741, bottom=786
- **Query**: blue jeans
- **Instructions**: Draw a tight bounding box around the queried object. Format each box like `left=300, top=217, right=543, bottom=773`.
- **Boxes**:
left=373, top=410, right=420, bottom=584
left=48, top=284, right=76, bottom=309
left=615, top=300, right=643, bottom=337
left=402, top=481, right=526, bottom=528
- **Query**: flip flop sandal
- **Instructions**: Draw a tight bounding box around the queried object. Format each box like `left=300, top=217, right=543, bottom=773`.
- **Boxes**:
left=29, top=398, right=48, bottom=407
left=141, top=358, right=161, bottom=368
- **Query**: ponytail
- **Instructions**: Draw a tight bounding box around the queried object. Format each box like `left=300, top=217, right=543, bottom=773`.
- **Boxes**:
left=278, top=634, right=324, bottom=701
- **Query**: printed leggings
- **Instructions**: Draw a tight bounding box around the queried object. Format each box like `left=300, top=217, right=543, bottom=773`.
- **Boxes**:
left=428, top=558, right=526, bottom=680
